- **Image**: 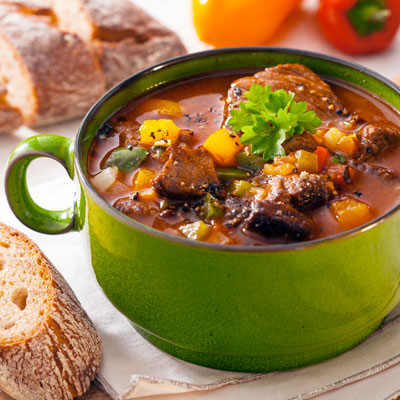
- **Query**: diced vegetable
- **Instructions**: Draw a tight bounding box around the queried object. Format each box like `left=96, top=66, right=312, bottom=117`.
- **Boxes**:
left=105, top=147, right=149, bottom=172
left=140, top=119, right=181, bottom=146
left=331, top=153, right=346, bottom=164
left=336, top=134, right=359, bottom=156
left=216, top=167, right=248, bottom=182
left=263, top=163, right=295, bottom=176
left=207, top=231, right=234, bottom=245
left=323, top=127, right=346, bottom=150
left=201, top=193, right=224, bottom=219
left=295, top=150, right=319, bottom=173
left=275, top=163, right=296, bottom=176
left=228, top=180, right=255, bottom=197
left=236, top=151, right=265, bottom=171
left=329, top=197, right=372, bottom=230
left=314, top=146, right=331, bottom=172
left=92, top=166, right=118, bottom=192
left=138, top=188, right=157, bottom=202
left=203, top=128, right=244, bottom=166
left=137, top=98, right=183, bottom=117
left=179, top=221, right=211, bottom=241
left=133, top=168, right=156, bottom=191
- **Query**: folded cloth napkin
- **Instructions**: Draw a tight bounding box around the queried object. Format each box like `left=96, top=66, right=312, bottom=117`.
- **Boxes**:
left=2, top=177, right=400, bottom=400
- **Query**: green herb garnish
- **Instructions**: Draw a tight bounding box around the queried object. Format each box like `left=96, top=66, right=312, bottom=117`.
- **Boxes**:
left=228, top=84, right=322, bottom=161
left=105, top=147, right=149, bottom=172
left=331, top=153, right=346, bottom=164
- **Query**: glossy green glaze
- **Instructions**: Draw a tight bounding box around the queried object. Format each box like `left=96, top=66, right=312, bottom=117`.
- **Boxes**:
left=5, top=48, right=400, bottom=372
left=5, top=135, right=78, bottom=234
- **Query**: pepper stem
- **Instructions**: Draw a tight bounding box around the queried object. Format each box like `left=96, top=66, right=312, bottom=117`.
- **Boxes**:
left=347, top=0, right=391, bottom=37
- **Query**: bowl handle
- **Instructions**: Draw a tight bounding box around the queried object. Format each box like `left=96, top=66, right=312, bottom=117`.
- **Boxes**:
left=5, top=134, right=78, bottom=234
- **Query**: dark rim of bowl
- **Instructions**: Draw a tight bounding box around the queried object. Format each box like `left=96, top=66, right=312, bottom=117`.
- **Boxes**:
left=75, top=47, right=400, bottom=253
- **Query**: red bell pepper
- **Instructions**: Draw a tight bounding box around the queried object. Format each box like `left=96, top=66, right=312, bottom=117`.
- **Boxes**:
left=318, top=0, right=400, bottom=55
left=314, top=146, right=331, bottom=172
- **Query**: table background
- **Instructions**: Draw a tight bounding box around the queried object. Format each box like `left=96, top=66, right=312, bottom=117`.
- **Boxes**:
left=0, top=0, right=400, bottom=399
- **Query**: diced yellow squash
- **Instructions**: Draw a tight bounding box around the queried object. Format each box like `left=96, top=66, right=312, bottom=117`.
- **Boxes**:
left=179, top=221, right=211, bottom=241
left=329, top=197, right=372, bottom=230
left=140, top=119, right=181, bottom=146
left=323, top=128, right=347, bottom=150
left=314, top=129, right=326, bottom=145
left=137, top=98, right=183, bottom=117
left=138, top=188, right=157, bottom=201
left=207, top=231, right=234, bottom=245
left=133, top=168, right=156, bottom=191
left=203, top=128, right=244, bottom=166
left=262, top=163, right=276, bottom=175
left=336, top=134, right=359, bottom=156
left=295, top=150, right=318, bottom=174
left=275, top=163, right=296, bottom=176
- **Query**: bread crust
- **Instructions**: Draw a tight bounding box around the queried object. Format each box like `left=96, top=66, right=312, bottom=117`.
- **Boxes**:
left=0, top=223, right=102, bottom=400
left=0, top=4, right=106, bottom=126
left=51, top=0, right=186, bottom=88
left=95, top=34, right=187, bottom=89
left=0, top=102, right=23, bottom=133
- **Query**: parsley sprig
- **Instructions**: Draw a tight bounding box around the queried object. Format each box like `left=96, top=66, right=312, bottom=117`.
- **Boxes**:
left=228, top=84, right=322, bottom=161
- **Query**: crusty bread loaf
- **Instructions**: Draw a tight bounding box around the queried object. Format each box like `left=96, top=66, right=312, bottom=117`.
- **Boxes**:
left=50, top=0, right=186, bottom=88
left=0, top=223, right=102, bottom=400
left=0, top=94, right=23, bottom=134
left=0, top=2, right=105, bottom=126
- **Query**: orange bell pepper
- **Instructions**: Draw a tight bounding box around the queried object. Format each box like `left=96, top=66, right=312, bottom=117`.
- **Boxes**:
left=192, top=0, right=303, bottom=48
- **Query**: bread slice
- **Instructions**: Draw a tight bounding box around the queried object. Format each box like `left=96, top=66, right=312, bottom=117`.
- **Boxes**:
left=0, top=3, right=106, bottom=126
left=50, top=0, right=186, bottom=88
left=0, top=223, right=102, bottom=400
left=0, top=87, right=23, bottom=133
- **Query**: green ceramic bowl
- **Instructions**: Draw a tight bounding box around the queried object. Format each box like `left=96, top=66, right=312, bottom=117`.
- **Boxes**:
left=5, top=48, right=400, bottom=372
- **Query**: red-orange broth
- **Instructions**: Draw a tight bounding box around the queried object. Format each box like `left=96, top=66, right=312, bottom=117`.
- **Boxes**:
left=88, top=69, right=400, bottom=245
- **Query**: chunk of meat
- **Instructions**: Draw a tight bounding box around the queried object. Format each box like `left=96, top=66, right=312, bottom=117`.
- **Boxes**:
left=116, top=120, right=141, bottom=148
left=283, top=132, right=317, bottom=154
left=153, top=148, right=219, bottom=199
left=357, top=121, right=400, bottom=160
left=227, top=64, right=347, bottom=120
left=349, top=160, right=400, bottom=181
left=114, top=197, right=149, bottom=217
left=283, top=172, right=337, bottom=211
left=245, top=200, right=314, bottom=240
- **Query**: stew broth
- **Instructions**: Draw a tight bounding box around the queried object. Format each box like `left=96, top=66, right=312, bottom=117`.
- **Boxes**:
left=88, top=68, right=400, bottom=245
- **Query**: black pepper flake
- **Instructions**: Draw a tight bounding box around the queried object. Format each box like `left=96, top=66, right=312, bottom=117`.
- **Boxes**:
left=183, top=113, right=190, bottom=118
left=366, top=147, right=373, bottom=153
left=354, top=191, right=363, bottom=197
left=233, top=88, right=242, bottom=96
left=195, top=116, right=204, bottom=123
left=320, top=227, right=324, bottom=232
left=98, top=122, right=113, bottom=138
left=131, top=192, right=139, bottom=201
left=336, top=110, right=343, bottom=116
left=150, top=132, right=155, bottom=139
left=343, top=166, right=352, bottom=184
left=209, top=107, right=216, bottom=113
